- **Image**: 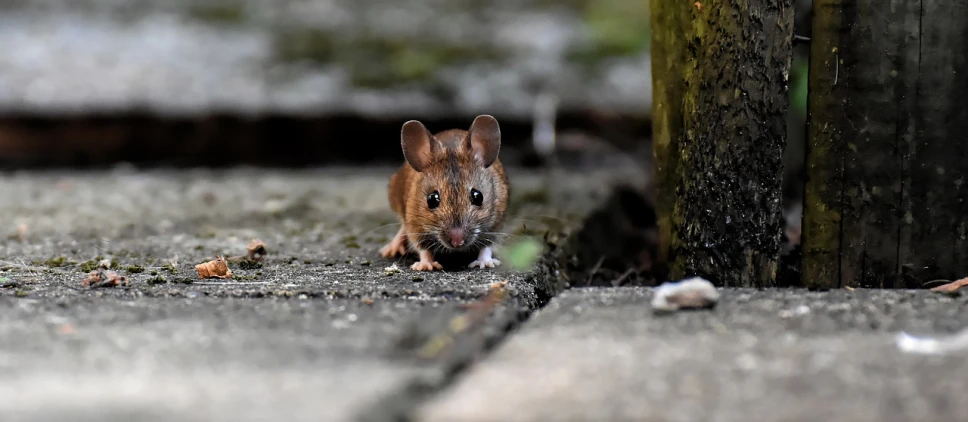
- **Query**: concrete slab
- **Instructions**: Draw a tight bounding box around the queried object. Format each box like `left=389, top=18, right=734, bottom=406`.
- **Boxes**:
left=418, top=287, right=968, bottom=422
left=0, top=296, right=426, bottom=422
left=0, top=165, right=645, bottom=422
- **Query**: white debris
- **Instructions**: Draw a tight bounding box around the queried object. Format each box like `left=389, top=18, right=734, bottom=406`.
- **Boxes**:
left=383, top=263, right=402, bottom=276
left=651, top=276, right=720, bottom=312
left=896, top=328, right=968, bottom=355
left=779, top=305, right=811, bottom=318
left=97, top=259, right=112, bottom=269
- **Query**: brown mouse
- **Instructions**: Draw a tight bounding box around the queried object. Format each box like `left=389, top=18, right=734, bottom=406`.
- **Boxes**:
left=380, top=115, right=510, bottom=271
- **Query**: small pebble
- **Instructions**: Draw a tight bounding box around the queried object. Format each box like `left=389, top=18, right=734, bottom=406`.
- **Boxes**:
left=651, top=276, right=720, bottom=312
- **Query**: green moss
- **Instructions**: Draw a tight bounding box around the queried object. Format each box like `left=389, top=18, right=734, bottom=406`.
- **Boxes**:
left=239, top=260, right=263, bottom=270
left=165, top=263, right=178, bottom=274
left=187, top=4, right=247, bottom=25
left=274, top=28, right=338, bottom=63
left=273, top=29, right=505, bottom=89
left=78, top=260, right=100, bottom=273
left=790, top=59, right=809, bottom=118
left=360, top=260, right=371, bottom=266
left=126, top=265, right=145, bottom=274
left=36, top=256, right=75, bottom=268
left=343, top=235, right=362, bottom=249
left=14, top=290, right=29, bottom=298
left=532, top=0, right=589, bottom=7
left=172, top=277, right=194, bottom=285
left=566, top=0, right=650, bottom=63
left=147, top=276, right=168, bottom=285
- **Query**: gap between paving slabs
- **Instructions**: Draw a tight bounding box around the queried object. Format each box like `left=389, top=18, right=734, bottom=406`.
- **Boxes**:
left=356, top=232, right=571, bottom=422
left=356, top=184, right=654, bottom=422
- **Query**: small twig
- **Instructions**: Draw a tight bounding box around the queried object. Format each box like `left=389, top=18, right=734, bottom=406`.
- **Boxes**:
left=611, top=268, right=637, bottom=287
left=585, top=256, right=606, bottom=286
left=793, top=35, right=811, bottom=45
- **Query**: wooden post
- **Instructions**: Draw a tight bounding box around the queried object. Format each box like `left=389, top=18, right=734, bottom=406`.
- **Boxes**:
left=648, top=0, right=687, bottom=283
left=803, top=0, right=968, bottom=289
left=651, top=0, right=795, bottom=287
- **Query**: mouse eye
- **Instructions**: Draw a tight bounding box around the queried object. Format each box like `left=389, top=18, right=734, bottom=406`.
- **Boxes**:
left=470, top=188, right=483, bottom=207
left=427, top=191, right=441, bottom=209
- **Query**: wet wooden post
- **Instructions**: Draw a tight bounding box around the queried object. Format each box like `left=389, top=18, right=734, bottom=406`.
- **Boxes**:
left=803, top=0, right=968, bottom=289
left=650, top=0, right=795, bottom=287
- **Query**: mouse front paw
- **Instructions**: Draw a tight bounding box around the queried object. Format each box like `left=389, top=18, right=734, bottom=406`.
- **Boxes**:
left=411, top=260, right=443, bottom=271
left=468, top=258, right=501, bottom=269
left=380, top=228, right=408, bottom=258
left=468, top=246, right=500, bottom=269
left=380, top=241, right=407, bottom=258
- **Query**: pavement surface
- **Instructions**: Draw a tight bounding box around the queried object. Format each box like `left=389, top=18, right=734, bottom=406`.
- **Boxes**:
left=419, top=288, right=968, bottom=422
left=0, top=164, right=643, bottom=422
left=3, top=165, right=967, bottom=422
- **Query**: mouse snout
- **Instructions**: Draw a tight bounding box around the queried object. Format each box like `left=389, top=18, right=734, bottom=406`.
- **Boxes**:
left=446, top=228, right=465, bottom=248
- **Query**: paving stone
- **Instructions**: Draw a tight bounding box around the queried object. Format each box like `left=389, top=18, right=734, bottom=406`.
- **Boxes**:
left=418, top=287, right=968, bottom=422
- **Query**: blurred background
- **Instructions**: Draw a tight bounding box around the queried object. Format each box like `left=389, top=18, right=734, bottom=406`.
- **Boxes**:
left=0, top=0, right=810, bottom=188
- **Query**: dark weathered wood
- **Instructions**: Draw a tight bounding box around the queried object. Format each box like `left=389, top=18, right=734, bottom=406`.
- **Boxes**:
left=648, top=0, right=688, bottom=282
left=651, top=0, right=795, bottom=287
left=803, top=0, right=968, bottom=289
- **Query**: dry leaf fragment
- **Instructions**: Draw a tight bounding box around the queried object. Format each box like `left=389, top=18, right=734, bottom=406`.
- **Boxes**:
left=247, top=239, right=267, bottom=261
left=490, top=280, right=509, bottom=290
left=82, top=269, right=128, bottom=288
left=8, top=223, right=28, bottom=241
left=930, top=277, right=968, bottom=293
left=195, top=256, right=233, bottom=279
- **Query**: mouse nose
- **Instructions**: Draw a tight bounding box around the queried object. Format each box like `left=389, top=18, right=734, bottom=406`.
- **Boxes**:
left=447, top=229, right=465, bottom=248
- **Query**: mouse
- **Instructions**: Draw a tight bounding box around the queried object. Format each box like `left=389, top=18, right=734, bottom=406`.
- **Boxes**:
left=380, top=115, right=510, bottom=271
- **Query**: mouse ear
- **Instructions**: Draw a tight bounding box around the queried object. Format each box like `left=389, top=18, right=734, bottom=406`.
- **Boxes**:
left=401, top=120, right=439, bottom=172
left=464, top=115, right=501, bottom=168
